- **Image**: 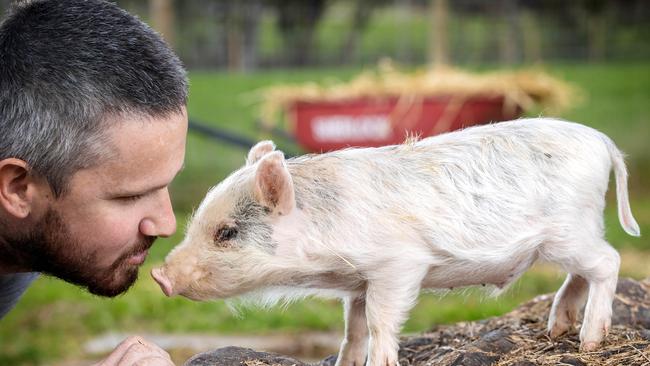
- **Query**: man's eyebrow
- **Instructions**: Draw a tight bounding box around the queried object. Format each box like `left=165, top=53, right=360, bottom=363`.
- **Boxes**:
left=113, top=163, right=185, bottom=197
left=113, top=183, right=168, bottom=197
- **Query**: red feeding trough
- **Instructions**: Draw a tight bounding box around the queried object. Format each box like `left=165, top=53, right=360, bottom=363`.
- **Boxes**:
left=259, top=66, right=576, bottom=153
left=289, top=96, right=522, bottom=153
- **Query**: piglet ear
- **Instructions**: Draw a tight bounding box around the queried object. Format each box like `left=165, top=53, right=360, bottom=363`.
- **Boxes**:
left=247, top=140, right=276, bottom=166
left=254, top=151, right=295, bottom=215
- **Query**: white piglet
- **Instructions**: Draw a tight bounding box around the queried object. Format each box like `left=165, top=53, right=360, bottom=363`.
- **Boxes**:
left=152, top=118, right=640, bottom=366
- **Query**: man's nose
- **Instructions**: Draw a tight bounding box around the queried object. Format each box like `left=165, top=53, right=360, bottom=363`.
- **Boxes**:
left=139, top=188, right=177, bottom=237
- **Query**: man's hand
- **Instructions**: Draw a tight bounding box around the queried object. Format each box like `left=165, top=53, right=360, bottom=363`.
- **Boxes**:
left=93, top=336, right=174, bottom=366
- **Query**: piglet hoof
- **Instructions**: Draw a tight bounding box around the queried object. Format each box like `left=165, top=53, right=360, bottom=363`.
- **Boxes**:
left=579, top=323, right=609, bottom=352
left=580, top=341, right=599, bottom=352
left=336, top=361, right=364, bottom=366
left=335, top=355, right=366, bottom=366
left=370, top=358, right=399, bottom=366
left=548, top=323, right=571, bottom=339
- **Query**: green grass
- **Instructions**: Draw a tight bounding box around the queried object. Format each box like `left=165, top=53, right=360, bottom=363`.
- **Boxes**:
left=2, top=62, right=649, bottom=365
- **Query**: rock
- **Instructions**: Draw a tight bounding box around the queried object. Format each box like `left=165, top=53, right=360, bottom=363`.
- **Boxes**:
left=640, top=329, right=650, bottom=341
left=468, top=329, right=516, bottom=354
left=558, top=356, right=587, bottom=366
left=184, top=346, right=308, bottom=366
left=185, top=277, right=650, bottom=366
left=447, top=351, right=500, bottom=366
left=611, top=277, right=650, bottom=329
left=317, top=354, right=337, bottom=366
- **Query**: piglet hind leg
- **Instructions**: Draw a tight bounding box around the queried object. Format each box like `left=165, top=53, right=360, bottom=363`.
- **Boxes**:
left=578, top=241, right=620, bottom=352
left=548, top=273, right=589, bottom=338
left=335, top=295, right=368, bottom=366
left=545, top=238, right=620, bottom=352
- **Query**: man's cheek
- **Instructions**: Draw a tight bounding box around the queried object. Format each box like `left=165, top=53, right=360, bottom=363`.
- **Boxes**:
left=84, top=229, right=134, bottom=266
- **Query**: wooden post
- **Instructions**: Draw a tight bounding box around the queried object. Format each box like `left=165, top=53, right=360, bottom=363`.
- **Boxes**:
left=587, top=12, right=607, bottom=62
left=521, top=10, right=542, bottom=63
left=497, top=0, right=518, bottom=65
left=149, top=0, right=175, bottom=48
left=430, top=0, right=449, bottom=67
left=227, top=20, right=243, bottom=72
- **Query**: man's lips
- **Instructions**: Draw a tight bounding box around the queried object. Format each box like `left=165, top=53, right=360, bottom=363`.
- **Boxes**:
left=127, top=249, right=149, bottom=265
left=124, top=236, right=156, bottom=266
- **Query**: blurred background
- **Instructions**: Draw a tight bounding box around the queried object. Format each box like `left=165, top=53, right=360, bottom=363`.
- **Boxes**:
left=0, top=0, right=648, bottom=364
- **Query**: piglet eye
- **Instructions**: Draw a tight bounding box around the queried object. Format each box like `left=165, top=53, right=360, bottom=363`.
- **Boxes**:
left=215, top=225, right=238, bottom=243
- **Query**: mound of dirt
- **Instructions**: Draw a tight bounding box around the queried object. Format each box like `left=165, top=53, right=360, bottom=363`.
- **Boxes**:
left=185, top=277, right=650, bottom=366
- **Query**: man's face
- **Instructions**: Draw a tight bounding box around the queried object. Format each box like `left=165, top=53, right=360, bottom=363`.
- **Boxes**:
left=23, top=110, right=187, bottom=296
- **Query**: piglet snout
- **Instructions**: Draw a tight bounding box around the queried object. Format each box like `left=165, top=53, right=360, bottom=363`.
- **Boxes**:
left=151, top=267, right=175, bottom=297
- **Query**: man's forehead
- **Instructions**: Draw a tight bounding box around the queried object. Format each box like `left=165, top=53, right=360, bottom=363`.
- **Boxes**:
left=71, top=112, right=187, bottom=194
left=107, top=111, right=187, bottom=146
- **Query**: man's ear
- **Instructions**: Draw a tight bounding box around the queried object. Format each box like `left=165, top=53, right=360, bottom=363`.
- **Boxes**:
left=0, top=158, right=48, bottom=219
left=246, top=140, right=276, bottom=166
left=254, top=151, right=295, bottom=215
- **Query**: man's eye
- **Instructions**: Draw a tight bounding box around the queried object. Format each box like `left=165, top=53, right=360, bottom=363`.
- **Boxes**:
left=214, top=226, right=238, bottom=243
left=118, top=194, right=145, bottom=202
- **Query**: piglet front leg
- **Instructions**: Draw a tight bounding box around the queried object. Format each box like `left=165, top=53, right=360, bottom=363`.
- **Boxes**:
left=363, top=265, right=427, bottom=366
left=335, top=295, right=368, bottom=366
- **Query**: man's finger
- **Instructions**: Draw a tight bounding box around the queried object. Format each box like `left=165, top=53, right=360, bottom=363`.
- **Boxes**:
left=94, top=336, right=145, bottom=366
left=93, top=336, right=173, bottom=366
left=116, top=343, right=174, bottom=366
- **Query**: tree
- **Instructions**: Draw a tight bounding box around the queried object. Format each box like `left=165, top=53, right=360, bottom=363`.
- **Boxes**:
left=270, top=0, right=327, bottom=66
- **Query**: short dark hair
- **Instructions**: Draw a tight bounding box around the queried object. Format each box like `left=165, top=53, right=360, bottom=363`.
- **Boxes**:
left=0, top=0, right=188, bottom=196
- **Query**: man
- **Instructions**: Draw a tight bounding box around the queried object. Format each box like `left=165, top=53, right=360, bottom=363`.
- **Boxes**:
left=0, top=0, right=188, bottom=364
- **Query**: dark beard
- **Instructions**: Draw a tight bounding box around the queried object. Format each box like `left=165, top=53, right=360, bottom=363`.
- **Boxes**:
left=5, top=207, right=156, bottom=297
